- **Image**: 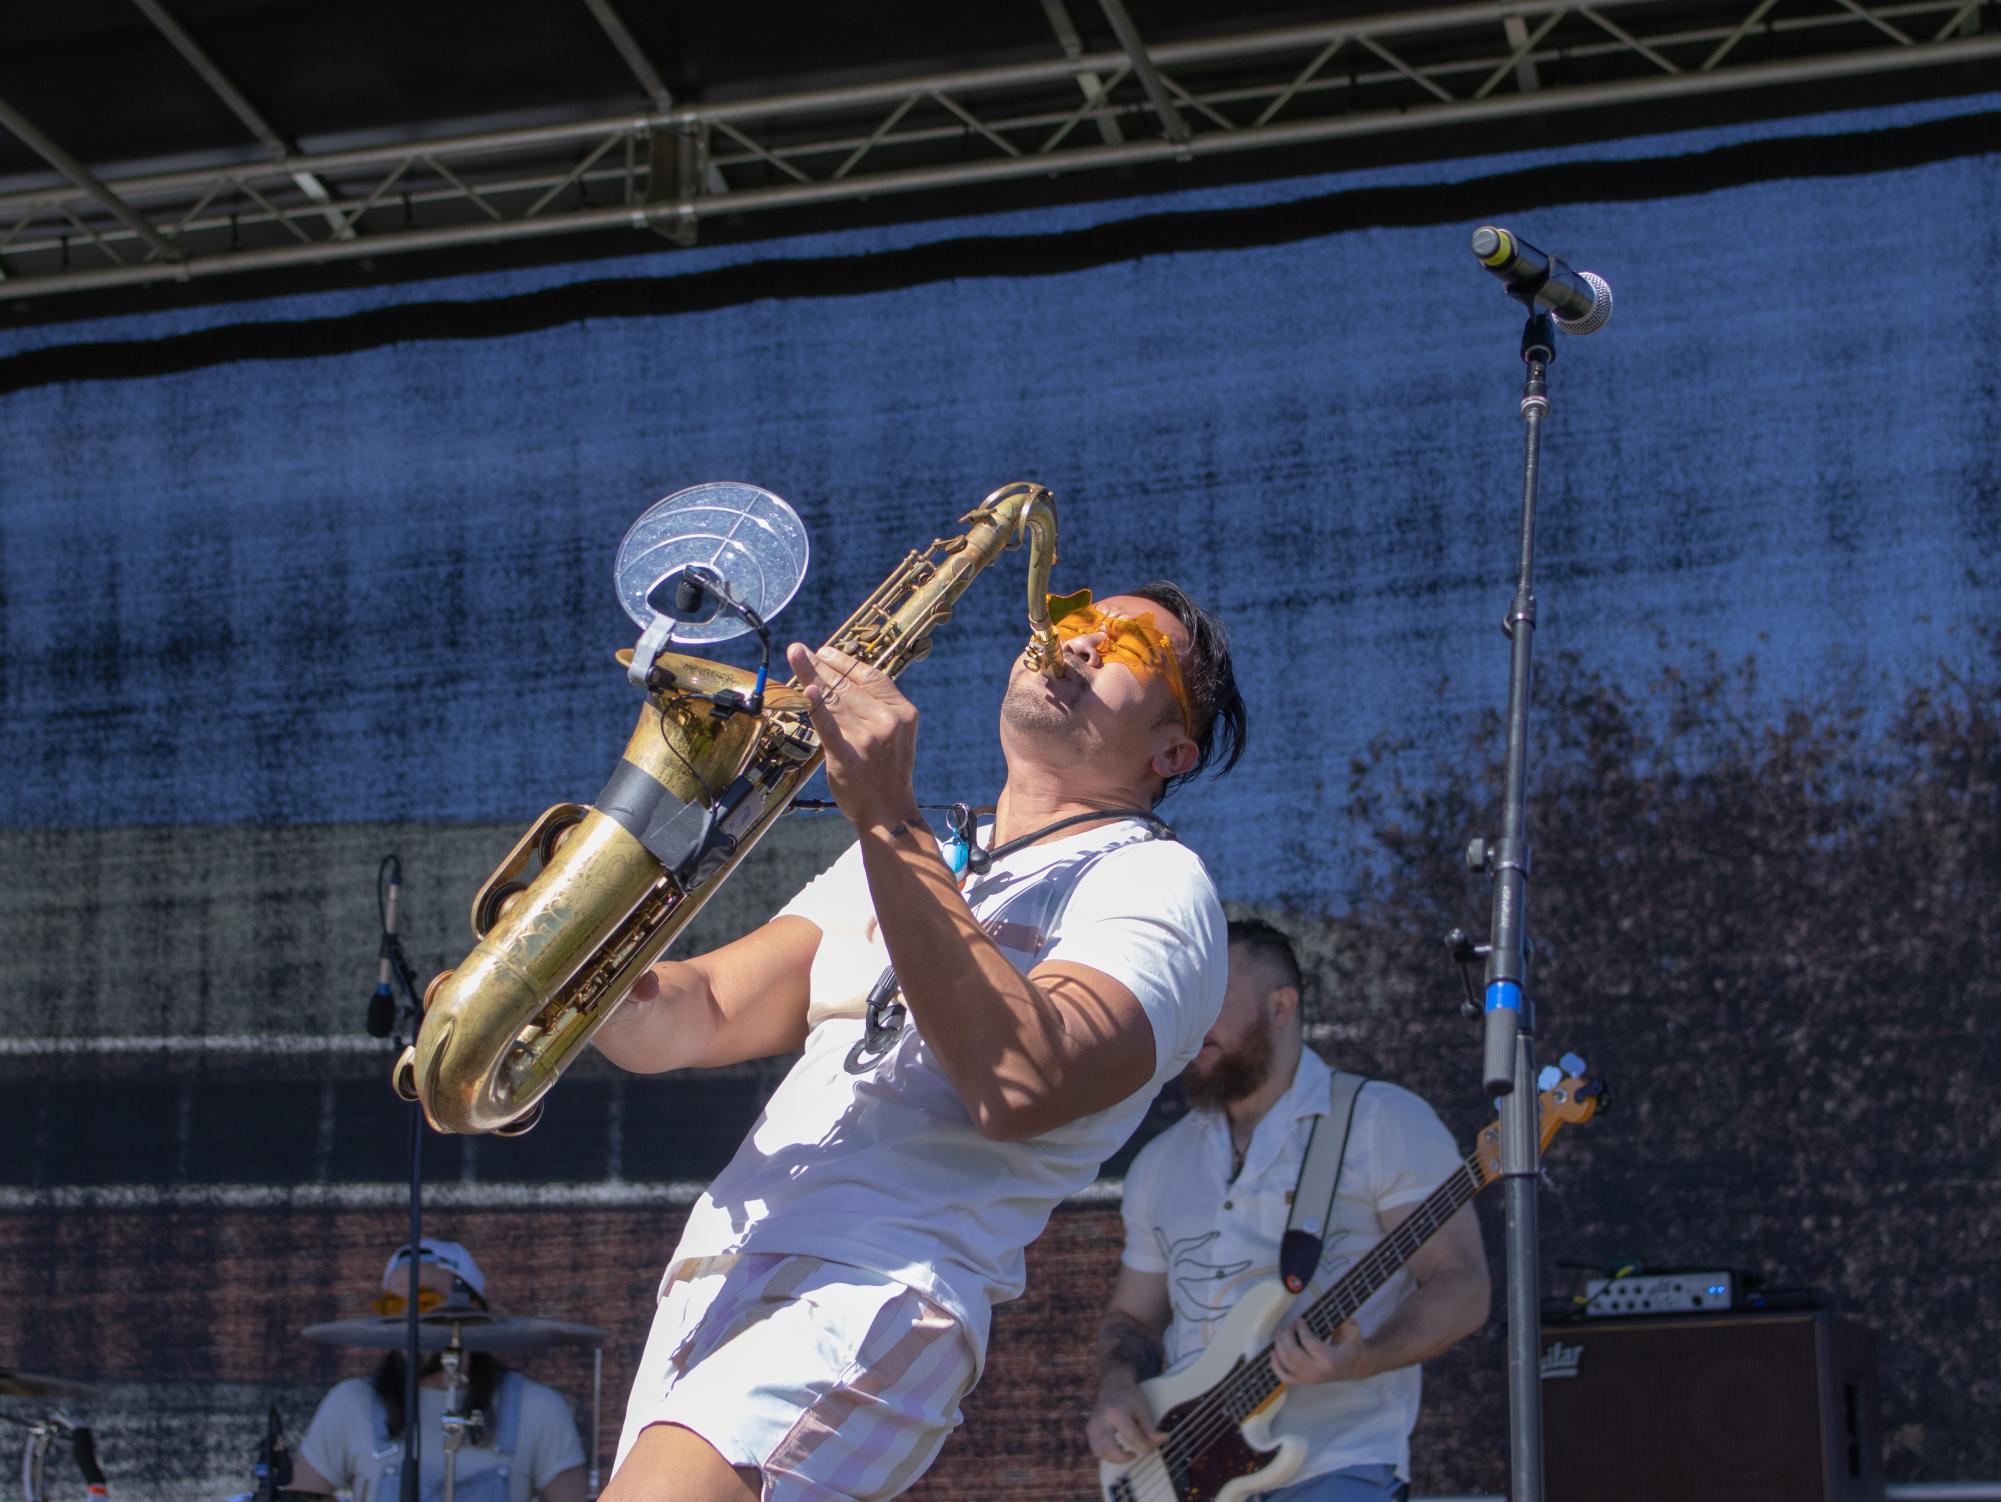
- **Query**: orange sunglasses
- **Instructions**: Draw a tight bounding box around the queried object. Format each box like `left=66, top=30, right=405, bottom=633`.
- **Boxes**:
left=1046, top=590, right=1193, bottom=736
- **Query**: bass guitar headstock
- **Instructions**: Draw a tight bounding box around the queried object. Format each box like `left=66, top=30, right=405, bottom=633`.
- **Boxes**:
left=1472, top=1051, right=1606, bottom=1185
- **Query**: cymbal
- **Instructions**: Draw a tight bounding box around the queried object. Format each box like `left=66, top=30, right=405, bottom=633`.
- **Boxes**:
left=0, top=1369, right=98, bottom=1400
left=301, top=1313, right=607, bottom=1354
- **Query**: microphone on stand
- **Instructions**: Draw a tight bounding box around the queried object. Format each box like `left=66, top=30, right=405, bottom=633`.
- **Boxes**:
left=369, top=860, right=400, bottom=1038
left=1470, top=226, right=1613, bottom=335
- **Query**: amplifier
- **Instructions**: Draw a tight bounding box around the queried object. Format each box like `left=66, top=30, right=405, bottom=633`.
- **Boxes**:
left=1582, top=1269, right=1736, bottom=1315
left=1541, top=1311, right=1884, bottom=1502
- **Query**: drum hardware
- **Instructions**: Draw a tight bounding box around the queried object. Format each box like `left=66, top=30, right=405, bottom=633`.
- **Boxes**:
left=302, top=1308, right=610, bottom=1498
left=2, top=1407, right=105, bottom=1502
left=216, top=1407, right=351, bottom=1502
left=436, top=1339, right=473, bottom=1502
left=248, top=1404, right=291, bottom=1502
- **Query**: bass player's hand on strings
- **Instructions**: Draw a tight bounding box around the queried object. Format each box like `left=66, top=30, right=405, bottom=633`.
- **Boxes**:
left=1270, top=1316, right=1378, bottom=1385
left=1086, top=1376, right=1169, bottom=1464
left=786, top=642, right=925, bottom=839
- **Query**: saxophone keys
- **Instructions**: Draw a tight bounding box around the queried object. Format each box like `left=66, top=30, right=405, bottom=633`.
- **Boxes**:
left=422, top=970, right=456, bottom=1014
left=391, top=1047, right=421, bottom=1103
left=538, top=811, right=585, bottom=865
left=474, top=881, right=529, bottom=938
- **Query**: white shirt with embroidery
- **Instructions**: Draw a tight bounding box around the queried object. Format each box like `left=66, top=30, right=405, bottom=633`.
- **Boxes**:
left=669, top=819, right=1227, bottom=1366
left=1119, top=1049, right=1463, bottom=1483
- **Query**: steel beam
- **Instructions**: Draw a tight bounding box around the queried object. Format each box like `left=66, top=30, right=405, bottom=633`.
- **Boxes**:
left=10, top=29, right=2000, bottom=300
left=581, top=0, right=673, bottom=107
left=1500, top=13, right=1546, bottom=94
left=128, top=0, right=349, bottom=237
left=0, top=0, right=1888, bottom=216
left=0, top=0, right=1993, bottom=299
left=1094, top=0, right=1190, bottom=150
left=1040, top=0, right=1125, bottom=146
left=130, top=0, right=285, bottom=156
left=0, top=93, right=182, bottom=265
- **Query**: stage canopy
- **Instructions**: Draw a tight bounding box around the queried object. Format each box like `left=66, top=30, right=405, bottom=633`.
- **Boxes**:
left=3, top=0, right=2000, bottom=308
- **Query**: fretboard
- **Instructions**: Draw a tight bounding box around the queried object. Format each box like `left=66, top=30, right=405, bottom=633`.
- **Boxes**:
left=1212, top=1153, right=1489, bottom=1421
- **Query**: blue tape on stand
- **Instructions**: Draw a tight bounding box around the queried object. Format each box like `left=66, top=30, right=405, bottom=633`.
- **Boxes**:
left=1485, top=980, right=1522, bottom=1014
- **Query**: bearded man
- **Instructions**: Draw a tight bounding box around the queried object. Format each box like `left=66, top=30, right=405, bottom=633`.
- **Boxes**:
left=592, top=582, right=1246, bottom=1502
left=1086, top=918, right=1490, bottom=1501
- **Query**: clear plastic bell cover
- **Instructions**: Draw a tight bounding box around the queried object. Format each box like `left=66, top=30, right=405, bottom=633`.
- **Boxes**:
left=613, top=482, right=810, bottom=644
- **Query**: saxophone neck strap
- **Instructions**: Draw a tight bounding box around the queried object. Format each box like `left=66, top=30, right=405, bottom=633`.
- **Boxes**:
left=961, top=806, right=1174, bottom=876
left=1280, top=1070, right=1372, bottom=1294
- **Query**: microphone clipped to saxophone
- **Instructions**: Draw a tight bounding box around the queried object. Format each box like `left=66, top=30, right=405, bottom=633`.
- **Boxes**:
left=393, top=480, right=1065, bottom=1135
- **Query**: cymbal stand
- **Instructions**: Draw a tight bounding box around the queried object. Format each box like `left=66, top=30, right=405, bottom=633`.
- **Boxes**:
left=13, top=1410, right=55, bottom=1502
left=7, top=1409, right=99, bottom=1502
left=436, top=1336, right=482, bottom=1502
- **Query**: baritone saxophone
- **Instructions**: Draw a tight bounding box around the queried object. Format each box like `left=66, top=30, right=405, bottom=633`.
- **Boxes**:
left=394, top=481, right=1064, bottom=1135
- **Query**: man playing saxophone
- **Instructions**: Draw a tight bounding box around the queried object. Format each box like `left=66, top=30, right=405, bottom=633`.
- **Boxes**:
left=591, top=582, right=1246, bottom=1502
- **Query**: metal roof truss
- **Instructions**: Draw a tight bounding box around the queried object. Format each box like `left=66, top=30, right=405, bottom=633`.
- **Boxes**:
left=0, top=0, right=1993, bottom=300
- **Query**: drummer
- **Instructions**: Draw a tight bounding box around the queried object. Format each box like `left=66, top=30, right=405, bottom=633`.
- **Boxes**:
left=290, top=1239, right=588, bottom=1502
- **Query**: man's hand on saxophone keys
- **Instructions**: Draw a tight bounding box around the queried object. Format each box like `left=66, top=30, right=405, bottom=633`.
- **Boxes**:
left=785, top=643, right=925, bottom=842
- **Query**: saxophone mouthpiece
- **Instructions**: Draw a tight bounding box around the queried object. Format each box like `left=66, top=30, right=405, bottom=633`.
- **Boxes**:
left=1025, top=631, right=1066, bottom=677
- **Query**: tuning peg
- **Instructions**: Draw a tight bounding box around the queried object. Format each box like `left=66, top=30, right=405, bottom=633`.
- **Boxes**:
left=1536, top=1063, right=1563, bottom=1092
left=1559, top=1050, right=1587, bottom=1076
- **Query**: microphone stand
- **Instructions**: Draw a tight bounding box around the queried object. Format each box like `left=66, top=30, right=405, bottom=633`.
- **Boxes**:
left=377, top=854, right=428, bottom=1502
left=1468, top=310, right=1558, bottom=1502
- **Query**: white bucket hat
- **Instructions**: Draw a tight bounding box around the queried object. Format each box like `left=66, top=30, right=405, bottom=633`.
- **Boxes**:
left=381, top=1238, right=487, bottom=1301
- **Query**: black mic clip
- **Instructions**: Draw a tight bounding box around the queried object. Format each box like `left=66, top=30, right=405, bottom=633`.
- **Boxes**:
left=641, top=567, right=772, bottom=722
left=1443, top=927, right=1488, bottom=1020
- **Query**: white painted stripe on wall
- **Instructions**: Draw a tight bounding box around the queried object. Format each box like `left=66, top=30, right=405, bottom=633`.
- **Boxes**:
left=0, top=1033, right=396, bottom=1056
left=1063, top=1179, right=1125, bottom=1204
left=0, top=1177, right=1131, bottom=1211
left=0, top=1180, right=708, bottom=1210
left=8, top=1028, right=1351, bottom=1055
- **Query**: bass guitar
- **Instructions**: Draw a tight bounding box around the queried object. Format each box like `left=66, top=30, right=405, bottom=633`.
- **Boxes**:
left=1100, top=1060, right=1604, bottom=1502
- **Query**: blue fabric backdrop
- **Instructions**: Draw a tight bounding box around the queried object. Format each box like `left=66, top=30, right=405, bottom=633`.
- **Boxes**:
left=4, top=94, right=1995, bottom=914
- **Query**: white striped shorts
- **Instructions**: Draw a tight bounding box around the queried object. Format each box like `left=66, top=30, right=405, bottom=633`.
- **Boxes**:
left=613, top=1252, right=979, bottom=1502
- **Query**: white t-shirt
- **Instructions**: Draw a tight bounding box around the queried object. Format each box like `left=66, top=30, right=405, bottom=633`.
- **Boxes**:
left=669, top=818, right=1227, bottom=1365
left=297, top=1374, right=586, bottom=1502
left=1119, top=1049, right=1464, bottom=1484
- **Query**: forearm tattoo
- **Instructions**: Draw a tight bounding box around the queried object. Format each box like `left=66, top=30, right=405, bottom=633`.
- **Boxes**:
left=1098, top=1313, right=1164, bottom=1383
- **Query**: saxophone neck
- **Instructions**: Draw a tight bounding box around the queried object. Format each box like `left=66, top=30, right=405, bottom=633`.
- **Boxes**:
left=985, top=481, right=1065, bottom=679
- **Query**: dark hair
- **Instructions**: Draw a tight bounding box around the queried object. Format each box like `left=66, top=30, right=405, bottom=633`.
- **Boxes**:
left=1128, top=580, right=1247, bottom=801
left=1227, top=916, right=1303, bottom=998
left=371, top=1350, right=504, bottom=1445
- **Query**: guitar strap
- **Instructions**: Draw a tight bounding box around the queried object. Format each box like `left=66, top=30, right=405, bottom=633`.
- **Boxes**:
left=1279, top=1070, right=1370, bottom=1294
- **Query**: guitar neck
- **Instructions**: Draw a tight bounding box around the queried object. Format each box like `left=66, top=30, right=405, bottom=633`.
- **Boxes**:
left=1298, top=1154, right=1487, bottom=1340
left=1223, top=1151, right=1490, bottom=1414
